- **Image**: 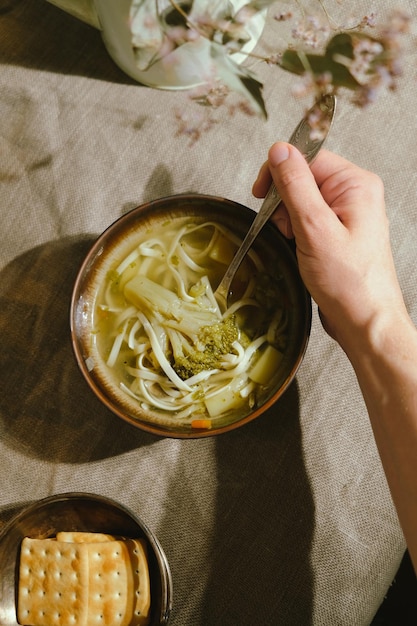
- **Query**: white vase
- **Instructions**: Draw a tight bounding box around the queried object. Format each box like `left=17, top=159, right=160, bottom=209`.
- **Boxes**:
left=46, top=0, right=266, bottom=89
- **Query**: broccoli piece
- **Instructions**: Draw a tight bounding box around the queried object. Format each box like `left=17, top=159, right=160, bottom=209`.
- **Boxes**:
left=173, top=316, right=240, bottom=380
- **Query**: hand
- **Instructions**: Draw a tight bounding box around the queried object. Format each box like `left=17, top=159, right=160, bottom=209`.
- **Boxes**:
left=252, top=142, right=408, bottom=354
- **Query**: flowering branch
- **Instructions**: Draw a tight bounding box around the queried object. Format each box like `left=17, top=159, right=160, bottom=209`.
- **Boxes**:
left=129, top=1, right=411, bottom=142
left=278, top=10, right=411, bottom=105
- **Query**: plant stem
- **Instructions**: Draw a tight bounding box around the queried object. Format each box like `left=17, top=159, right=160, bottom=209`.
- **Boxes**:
left=168, top=0, right=200, bottom=33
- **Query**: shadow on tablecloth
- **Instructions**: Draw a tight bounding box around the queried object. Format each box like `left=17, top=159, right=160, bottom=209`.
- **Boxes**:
left=0, top=236, right=158, bottom=462
left=0, top=0, right=135, bottom=85
left=204, top=385, right=314, bottom=625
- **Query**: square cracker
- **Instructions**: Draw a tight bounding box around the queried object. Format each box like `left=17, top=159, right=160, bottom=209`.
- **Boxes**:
left=17, top=537, right=89, bottom=626
left=17, top=535, right=151, bottom=626
left=56, top=532, right=151, bottom=625
left=126, top=539, right=151, bottom=626
left=56, top=532, right=115, bottom=543
left=85, top=540, right=134, bottom=626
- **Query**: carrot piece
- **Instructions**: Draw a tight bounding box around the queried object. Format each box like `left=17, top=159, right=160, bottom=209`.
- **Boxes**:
left=191, top=419, right=212, bottom=429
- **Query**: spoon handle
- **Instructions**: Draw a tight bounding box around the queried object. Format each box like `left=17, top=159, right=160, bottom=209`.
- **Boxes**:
left=215, top=184, right=282, bottom=308
left=214, top=93, right=336, bottom=312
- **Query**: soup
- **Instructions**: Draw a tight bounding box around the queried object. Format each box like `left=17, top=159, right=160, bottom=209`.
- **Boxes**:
left=91, top=217, right=289, bottom=429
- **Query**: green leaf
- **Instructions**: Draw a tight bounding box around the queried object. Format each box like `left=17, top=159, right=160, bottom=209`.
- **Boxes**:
left=210, top=42, right=267, bottom=117
left=239, top=0, right=276, bottom=9
left=325, top=32, right=355, bottom=60
left=280, top=48, right=360, bottom=90
left=240, top=74, right=267, bottom=117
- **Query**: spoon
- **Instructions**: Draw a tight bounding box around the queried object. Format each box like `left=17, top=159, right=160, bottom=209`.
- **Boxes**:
left=214, top=93, right=337, bottom=312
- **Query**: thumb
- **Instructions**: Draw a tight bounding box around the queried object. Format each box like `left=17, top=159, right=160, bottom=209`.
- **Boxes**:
left=268, top=142, right=330, bottom=238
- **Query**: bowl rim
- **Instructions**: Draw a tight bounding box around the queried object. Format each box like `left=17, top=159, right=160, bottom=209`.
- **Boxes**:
left=70, top=193, right=312, bottom=438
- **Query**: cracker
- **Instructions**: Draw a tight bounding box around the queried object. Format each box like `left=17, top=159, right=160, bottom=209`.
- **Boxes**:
left=56, top=532, right=150, bottom=624
left=126, top=539, right=151, bottom=626
left=17, top=537, right=89, bottom=626
left=86, top=540, right=133, bottom=626
left=56, top=532, right=115, bottom=543
left=17, top=534, right=151, bottom=626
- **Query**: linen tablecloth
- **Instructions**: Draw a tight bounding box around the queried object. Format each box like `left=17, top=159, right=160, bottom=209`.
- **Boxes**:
left=1, top=1, right=416, bottom=624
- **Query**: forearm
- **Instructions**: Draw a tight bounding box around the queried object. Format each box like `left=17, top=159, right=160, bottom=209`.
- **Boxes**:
left=343, top=312, right=417, bottom=572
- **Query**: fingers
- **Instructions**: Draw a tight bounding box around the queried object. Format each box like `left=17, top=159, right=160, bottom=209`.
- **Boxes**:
left=265, top=142, right=340, bottom=240
left=309, top=150, right=385, bottom=221
left=271, top=205, right=294, bottom=239
left=252, top=155, right=294, bottom=238
left=252, top=159, right=271, bottom=198
left=254, top=142, right=386, bottom=242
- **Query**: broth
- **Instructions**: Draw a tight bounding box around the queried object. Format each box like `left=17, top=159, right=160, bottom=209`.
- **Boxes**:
left=92, top=218, right=288, bottom=429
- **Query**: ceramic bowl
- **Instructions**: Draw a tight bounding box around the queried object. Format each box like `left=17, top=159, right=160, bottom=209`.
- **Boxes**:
left=70, top=194, right=311, bottom=437
left=0, top=492, right=172, bottom=626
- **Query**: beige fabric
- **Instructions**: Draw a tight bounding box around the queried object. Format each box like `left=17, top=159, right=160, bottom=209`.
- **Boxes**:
left=1, top=1, right=416, bottom=624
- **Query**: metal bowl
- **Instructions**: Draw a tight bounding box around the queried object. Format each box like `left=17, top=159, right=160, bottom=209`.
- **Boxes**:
left=0, top=492, right=172, bottom=626
left=70, top=194, right=311, bottom=438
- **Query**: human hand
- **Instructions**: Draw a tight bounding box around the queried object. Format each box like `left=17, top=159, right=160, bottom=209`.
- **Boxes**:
left=252, top=142, right=408, bottom=354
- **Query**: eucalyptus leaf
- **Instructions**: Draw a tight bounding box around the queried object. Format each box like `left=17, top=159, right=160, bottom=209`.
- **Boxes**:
left=278, top=29, right=390, bottom=90
left=240, top=0, right=276, bottom=9
left=325, top=32, right=355, bottom=60
left=280, top=48, right=360, bottom=90
left=210, top=42, right=267, bottom=117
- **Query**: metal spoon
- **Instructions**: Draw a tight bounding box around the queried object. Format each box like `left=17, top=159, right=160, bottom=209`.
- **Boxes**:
left=214, top=93, right=337, bottom=312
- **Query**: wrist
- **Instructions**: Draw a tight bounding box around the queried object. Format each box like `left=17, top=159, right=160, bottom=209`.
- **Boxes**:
left=338, top=307, right=417, bottom=376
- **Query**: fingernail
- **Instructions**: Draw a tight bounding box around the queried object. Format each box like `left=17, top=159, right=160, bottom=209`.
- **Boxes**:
left=269, top=143, right=290, bottom=167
